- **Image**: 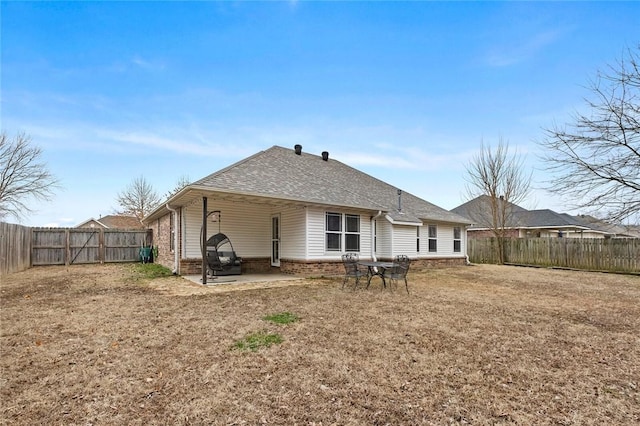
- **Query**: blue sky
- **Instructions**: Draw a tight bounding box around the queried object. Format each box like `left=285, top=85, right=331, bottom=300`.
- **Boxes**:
left=2, top=1, right=638, bottom=227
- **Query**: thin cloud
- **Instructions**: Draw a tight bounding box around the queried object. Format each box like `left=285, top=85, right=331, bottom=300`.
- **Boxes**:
left=131, top=55, right=166, bottom=71
left=485, top=29, right=563, bottom=67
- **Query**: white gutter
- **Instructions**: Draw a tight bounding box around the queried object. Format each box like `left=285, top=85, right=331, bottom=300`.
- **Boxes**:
left=371, top=211, right=383, bottom=261
left=166, top=203, right=179, bottom=275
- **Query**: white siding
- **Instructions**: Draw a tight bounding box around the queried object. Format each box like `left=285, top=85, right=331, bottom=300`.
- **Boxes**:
left=307, top=207, right=372, bottom=260
left=392, top=225, right=419, bottom=257
left=279, top=206, right=307, bottom=259
left=183, top=201, right=271, bottom=258
left=418, top=222, right=466, bottom=258
left=375, top=218, right=393, bottom=259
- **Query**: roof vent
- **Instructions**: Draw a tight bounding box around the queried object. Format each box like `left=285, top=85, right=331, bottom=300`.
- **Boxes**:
left=294, top=144, right=302, bottom=155
left=321, top=151, right=329, bottom=161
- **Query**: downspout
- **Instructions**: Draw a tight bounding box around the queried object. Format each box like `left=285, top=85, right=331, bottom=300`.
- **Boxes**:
left=166, top=203, right=179, bottom=274
left=370, top=211, right=383, bottom=261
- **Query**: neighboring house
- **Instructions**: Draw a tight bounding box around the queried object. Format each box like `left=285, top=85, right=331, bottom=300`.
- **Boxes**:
left=76, top=215, right=144, bottom=229
left=452, top=195, right=629, bottom=239
left=143, top=145, right=472, bottom=276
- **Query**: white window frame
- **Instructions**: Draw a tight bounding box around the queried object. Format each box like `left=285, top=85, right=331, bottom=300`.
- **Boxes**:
left=428, top=224, right=437, bottom=253
left=325, top=212, right=360, bottom=253
left=453, top=226, right=461, bottom=253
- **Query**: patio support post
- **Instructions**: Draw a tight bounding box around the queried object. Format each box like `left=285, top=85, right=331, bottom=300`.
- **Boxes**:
left=202, top=196, right=207, bottom=285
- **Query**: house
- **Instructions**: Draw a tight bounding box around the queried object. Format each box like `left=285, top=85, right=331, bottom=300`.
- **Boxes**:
left=451, top=195, right=624, bottom=239
left=143, top=145, right=472, bottom=277
left=76, top=214, right=144, bottom=229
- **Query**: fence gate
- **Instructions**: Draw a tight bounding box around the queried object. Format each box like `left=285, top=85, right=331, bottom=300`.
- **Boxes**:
left=31, top=228, right=151, bottom=266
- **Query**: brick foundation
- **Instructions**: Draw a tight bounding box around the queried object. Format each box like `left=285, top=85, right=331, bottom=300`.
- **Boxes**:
left=179, top=257, right=272, bottom=275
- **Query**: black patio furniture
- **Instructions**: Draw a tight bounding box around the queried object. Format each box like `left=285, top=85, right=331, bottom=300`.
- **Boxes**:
left=206, top=233, right=242, bottom=276
left=384, top=255, right=411, bottom=294
left=359, top=260, right=395, bottom=289
left=341, top=253, right=366, bottom=289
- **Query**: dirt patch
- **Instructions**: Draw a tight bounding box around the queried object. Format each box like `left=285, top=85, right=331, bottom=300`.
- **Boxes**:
left=1, top=263, right=639, bottom=425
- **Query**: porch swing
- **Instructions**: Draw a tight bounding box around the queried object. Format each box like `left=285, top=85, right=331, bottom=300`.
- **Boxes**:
left=202, top=211, right=243, bottom=277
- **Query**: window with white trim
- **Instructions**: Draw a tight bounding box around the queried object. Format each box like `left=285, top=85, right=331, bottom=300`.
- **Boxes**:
left=416, top=226, right=420, bottom=252
left=345, top=214, right=360, bottom=252
left=453, top=227, right=461, bottom=253
left=325, top=212, right=360, bottom=252
left=325, top=212, right=342, bottom=251
left=428, top=224, right=437, bottom=252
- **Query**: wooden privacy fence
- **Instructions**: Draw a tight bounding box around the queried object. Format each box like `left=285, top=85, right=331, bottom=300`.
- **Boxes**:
left=0, top=222, right=152, bottom=275
left=0, top=222, right=32, bottom=275
left=32, top=228, right=152, bottom=266
left=469, top=237, right=640, bottom=273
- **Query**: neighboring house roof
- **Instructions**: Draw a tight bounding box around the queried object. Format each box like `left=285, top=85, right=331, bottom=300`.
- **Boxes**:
left=512, top=210, right=592, bottom=230
left=451, top=196, right=629, bottom=236
left=451, top=195, right=528, bottom=227
left=76, top=215, right=144, bottom=229
left=145, top=145, right=471, bottom=225
left=575, top=215, right=640, bottom=237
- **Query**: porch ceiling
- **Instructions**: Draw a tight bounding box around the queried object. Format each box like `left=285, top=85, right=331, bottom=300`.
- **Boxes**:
left=146, top=186, right=378, bottom=222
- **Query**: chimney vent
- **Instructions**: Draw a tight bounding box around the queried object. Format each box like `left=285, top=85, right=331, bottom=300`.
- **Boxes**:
left=294, top=144, right=302, bottom=155
left=321, top=151, right=329, bottom=161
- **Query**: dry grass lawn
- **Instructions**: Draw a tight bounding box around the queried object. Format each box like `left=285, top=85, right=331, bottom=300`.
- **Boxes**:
left=1, top=263, right=638, bottom=425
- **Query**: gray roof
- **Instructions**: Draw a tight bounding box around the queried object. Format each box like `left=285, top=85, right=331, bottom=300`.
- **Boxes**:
left=512, top=210, right=591, bottom=229
left=451, top=195, right=528, bottom=226
left=153, top=145, right=470, bottom=224
left=451, top=196, right=618, bottom=235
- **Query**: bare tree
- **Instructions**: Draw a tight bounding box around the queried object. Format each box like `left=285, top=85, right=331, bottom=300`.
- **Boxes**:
left=0, top=132, right=59, bottom=221
left=165, top=174, right=190, bottom=199
left=539, top=46, right=640, bottom=224
left=116, top=176, right=161, bottom=221
left=464, top=139, right=532, bottom=263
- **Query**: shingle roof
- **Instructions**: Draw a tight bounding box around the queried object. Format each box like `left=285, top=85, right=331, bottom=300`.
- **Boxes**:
left=77, top=215, right=144, bottom=229
left=186, top=145, right=470, bottom=224
left=451, top=196, right=615, bottom=234
left=450, top=195, right=527, bottom=226
left=512, top=210, right=590, bottom=228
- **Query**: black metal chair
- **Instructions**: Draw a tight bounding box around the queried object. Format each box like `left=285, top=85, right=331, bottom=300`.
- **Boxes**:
left=384, top=255, right=411, bottom=294
left=341, top=253, right=366, bottom=289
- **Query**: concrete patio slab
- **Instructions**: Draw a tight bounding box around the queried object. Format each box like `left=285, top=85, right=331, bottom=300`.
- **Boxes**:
left=183, top=273, right=303, bottom=286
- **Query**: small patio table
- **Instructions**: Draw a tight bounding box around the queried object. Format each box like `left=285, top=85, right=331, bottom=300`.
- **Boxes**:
left=358, top=261, right=396, bottom=289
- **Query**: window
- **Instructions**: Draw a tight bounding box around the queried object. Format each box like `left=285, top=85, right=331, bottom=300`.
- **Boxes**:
left=453, top=227, right=461, bottom=253
left=325, top=212, right=360, bottom=252
left=416, top=226, right=420, bottom=252
left=428, top=225, right=437, bottom=252
left=345, top=214, right=360, bottom=252
left=326, top=212, right=342, bottom=251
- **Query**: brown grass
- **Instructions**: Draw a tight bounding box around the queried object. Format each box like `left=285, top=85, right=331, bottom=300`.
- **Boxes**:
left=1, top=263, right=638, bottom=425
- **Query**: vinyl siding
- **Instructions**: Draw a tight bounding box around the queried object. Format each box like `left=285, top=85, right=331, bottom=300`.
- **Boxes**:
left=307, top=207, right=372, bottom=260
left=419, top=222, right=466, bottom=258
left=392, top=225, right=419, bottom=257
left=183, top=201, right=271, bottom=258
left=375, top=218, right=393, bottom=259
left=279, top=206, right=307, bottom=259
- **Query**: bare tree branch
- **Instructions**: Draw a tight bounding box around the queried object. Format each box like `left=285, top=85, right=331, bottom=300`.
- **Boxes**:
left=464, top=138, right=532, bottom=263
left=539, top=46, right=640, bottom=224
left=164, top=174, right=190, bottom=200
left=116, top=176, right=161, bottom=221
left=0, top=132, right=59, bottom=221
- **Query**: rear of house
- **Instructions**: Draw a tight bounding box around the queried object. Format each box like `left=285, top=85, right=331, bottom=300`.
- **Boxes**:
left=144, top=145, right=471, bottom=277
